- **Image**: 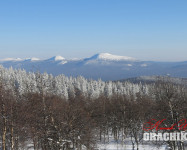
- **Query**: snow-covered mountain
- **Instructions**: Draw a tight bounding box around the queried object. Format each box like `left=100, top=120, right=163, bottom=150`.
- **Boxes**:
left=87, top=53, right=136, bottom=61
left=47, top=55, right=65, bottom=61
left=0, top=53, right=187, bottom=80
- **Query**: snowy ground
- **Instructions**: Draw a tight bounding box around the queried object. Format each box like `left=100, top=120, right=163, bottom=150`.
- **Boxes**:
left=97, top=138, right=167, bottom=150
left=24, top=140, right=167, bottom=150
left=95, top=133, right=167, bottom=150
left=98, top=143, right=166, bottom=150
left=22, top=136, right=187, bottom=150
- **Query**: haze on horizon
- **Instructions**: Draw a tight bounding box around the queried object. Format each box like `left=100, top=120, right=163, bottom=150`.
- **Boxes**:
left=0, top=0, right=187, bottom=62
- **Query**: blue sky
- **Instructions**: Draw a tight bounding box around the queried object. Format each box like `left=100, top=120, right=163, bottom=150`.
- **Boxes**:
left=0, top=0, right=187, bottom=61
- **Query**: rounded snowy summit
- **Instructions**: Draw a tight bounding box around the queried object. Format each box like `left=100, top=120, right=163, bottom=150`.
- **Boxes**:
left=90, top=53, right=136, bottom=61
left=48, top=55, right=65, bottom=61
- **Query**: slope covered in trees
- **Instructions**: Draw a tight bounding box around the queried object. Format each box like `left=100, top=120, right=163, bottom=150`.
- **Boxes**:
left=0, top=66, right=187, bottom=150
left=0, top=65, right=149, bottom=100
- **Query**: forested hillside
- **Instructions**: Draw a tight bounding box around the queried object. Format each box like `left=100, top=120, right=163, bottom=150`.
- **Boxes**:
left=0, top=65, right=148, bottom=99
left=0, top=66, right=186, bottom=150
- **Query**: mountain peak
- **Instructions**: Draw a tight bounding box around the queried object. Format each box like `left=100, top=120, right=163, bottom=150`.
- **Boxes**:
left=31, top=57, right=40, bottom=61
left=25, top=57, right=40, bottom=61
left=49, top=55, right=65, bottom=61
left=90, top=53, right=136, bottom=61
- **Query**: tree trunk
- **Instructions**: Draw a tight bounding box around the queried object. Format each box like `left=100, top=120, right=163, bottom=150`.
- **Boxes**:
left=11, top=123, right=14, bottom=150
left=2, top=104, right=7, bottom=150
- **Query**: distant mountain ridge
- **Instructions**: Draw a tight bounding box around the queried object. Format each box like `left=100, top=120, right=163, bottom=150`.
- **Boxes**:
left=0, top=53, right=187, bottom=81
left=120, top=76, right=187, bottom=86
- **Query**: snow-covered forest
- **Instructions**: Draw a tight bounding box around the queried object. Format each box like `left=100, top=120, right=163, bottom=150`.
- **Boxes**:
left=0, top=65, right=149, bottom=100
left=0, top=66, right=187, bottom=150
